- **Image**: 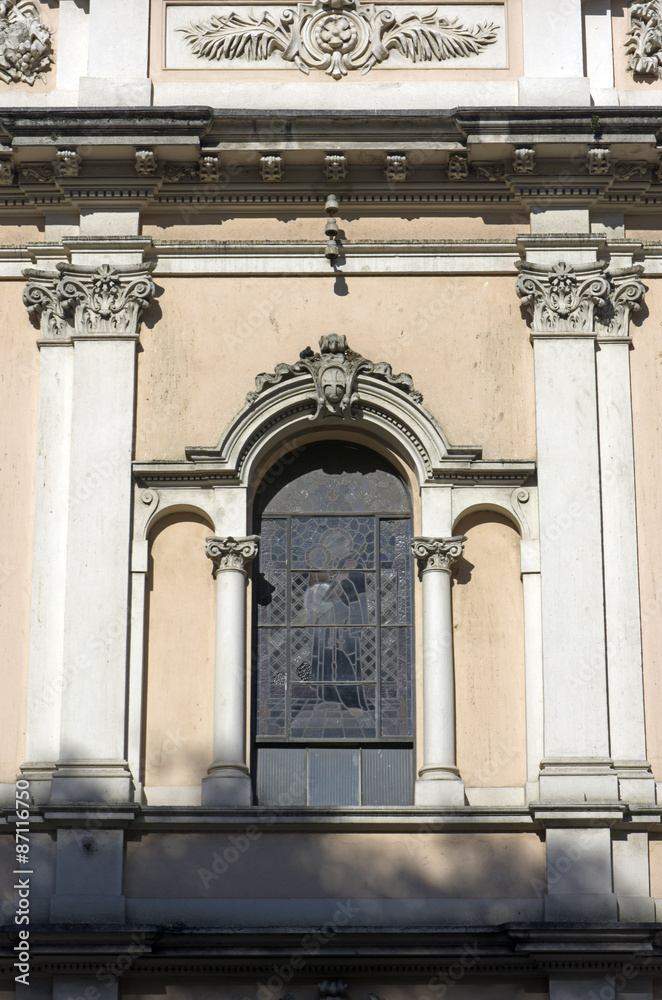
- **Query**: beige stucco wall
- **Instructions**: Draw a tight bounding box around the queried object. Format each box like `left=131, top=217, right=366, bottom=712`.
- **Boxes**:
left=452, top=512, right=526, bottom=788
left=0, top=283, right=38, bottom=782
left=144, top=514, right=216, bottom=788
left=630, top=276, right=662, bottom=781
left=0, top=219, right=44, bottom=245
left=136, top=275, right=536, bottom=464
left=124, top=831, right=545, bottom=898
left=142, top=216, right=525, bottom=242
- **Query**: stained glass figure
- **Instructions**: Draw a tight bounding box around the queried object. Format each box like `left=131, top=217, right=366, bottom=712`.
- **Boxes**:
left=254, top=443, right=413, bottom=743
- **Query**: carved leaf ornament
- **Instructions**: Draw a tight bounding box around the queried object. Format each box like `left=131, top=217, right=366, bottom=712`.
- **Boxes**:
left=179, top=1, right=499, bottom=79
left=0, top=0, right=53, bottom=84
left=626, top=1, right=662, bottom=78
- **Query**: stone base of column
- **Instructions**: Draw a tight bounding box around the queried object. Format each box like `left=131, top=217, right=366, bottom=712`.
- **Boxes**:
left=20, top=762, right=56, bottom=804
left=49, top=760, right=134, bottom=803
left=539, top=758, right=618, bottom=801
left=415, top=765, right=465, bottom=806
left=202, top=763, right=253, bottom=807
left=614, top=760, right=656, bottom=804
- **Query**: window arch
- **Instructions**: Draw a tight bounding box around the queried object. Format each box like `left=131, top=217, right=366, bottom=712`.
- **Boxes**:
left=252, top=441, right=415, bottom=806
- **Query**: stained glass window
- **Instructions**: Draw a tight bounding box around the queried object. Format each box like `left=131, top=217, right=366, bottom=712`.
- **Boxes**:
left=254, top=443, right=413, bottom=744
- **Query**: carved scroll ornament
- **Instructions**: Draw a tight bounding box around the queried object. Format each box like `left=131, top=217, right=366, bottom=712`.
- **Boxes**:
left=245, top=333, right=423, bottom=420
left=626, top=1, right=662, bottom=78
left=411, top=536, right=466, bottom=574
left=206, top=535, right=259, bottom=576
left=179, top=1, right=498, bottom=79
left=0, top=0, right=53, bottom=84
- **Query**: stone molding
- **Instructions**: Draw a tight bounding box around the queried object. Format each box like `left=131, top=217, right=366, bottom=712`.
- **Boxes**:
left=626, top=1, right=662, bottom=79
left=411, top=536, right=466, bottom=574
left=246, top=333, right=423, bottom=420
left=0, top=0, right=53, bottom=85
left=515, top=261, right=645, bottom=339
left=178, top=1, right=498, bottom=79
left=23, top=263, right=156, bottom=340
left=205, top=536, right=259, bottom=576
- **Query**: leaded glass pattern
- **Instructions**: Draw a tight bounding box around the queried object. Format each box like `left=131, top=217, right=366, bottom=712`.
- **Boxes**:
left=255, top=444, right=413, bottom=743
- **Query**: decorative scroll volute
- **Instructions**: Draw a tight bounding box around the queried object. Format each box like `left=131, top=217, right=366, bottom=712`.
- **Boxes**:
left=23, top=263, right=156, bottom=340
left=411, top=536, right=466, bottom=574
left=516, top=260, right=646, bottom=340
left=206, top=535, right=260, bottom=576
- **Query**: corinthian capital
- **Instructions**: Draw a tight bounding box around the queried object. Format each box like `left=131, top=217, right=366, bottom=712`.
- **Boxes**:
left=595, top=266, right=646, bottom=340
left=23, top=261, right=156, bottom=341
left=516, top=260, right=611, bottom=335
left=206, top=536, right=259, bottom=577
left=411, top=536, right=466, bottom=574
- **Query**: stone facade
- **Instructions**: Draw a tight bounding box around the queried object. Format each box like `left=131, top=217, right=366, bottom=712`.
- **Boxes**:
left=3, top=3, right=662, bottom=1000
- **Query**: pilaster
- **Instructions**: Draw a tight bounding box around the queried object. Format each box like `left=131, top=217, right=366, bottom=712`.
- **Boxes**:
left=23, top=257, right=156, bottom=804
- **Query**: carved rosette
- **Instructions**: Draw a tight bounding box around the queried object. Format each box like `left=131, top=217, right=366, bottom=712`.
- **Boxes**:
left=206, top=535, right=259, bottom=577
left=516, top=260, right=646, bottom=340
left=24, top=263, right=156, bottom=340
left=626, top=1, right=662, bottom=78
left=178, top=1, right=499, bottom=80
left=245, top=333, right=423, bottom=420
left=515, top=261, right=611, bottom=335
left=412, top=536, right=466, bottom=574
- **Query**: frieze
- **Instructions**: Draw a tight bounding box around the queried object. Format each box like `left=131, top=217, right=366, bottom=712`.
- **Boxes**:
left=175, top=0, right=500, bottom=79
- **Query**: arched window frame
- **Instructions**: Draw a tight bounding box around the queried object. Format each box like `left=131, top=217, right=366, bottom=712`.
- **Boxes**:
left=132, top=336, right=538, bottom=808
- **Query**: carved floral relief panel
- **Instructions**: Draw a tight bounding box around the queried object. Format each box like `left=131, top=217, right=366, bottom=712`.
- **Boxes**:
left=162, top=1, right=508, bottom=77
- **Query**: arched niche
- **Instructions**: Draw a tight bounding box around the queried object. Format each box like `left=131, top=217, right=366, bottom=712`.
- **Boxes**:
left=143, top=512, right=215, bottom=795
left=452, top=510, right=527, bottom=791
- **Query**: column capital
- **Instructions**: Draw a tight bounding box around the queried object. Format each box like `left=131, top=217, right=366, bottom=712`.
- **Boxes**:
left=206, top=535, right=259, bottom=577
left=411, top=536, right=466, bottom=574
left=23, top=261, right=156, bottom=341
left=516, top=259, right=646, bottom=341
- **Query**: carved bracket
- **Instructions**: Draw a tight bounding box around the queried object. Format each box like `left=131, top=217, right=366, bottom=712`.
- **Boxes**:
left=0, top=0, right=53, bottom=84
left=245, top=333, right=423, bottom=420
left=411, top=536, right=466, bottom=574
left=178, top=1, right=498, bottom=79
left=23, top=262, right=156, bottom=340
left=206, top=535, right=259, bottom=576
left=516, top=260, right=646, bottom=339
left=626, top=1, right=662, bottom=78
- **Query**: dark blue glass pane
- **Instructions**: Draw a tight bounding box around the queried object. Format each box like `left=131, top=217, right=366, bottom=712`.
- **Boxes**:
left=257, top=519, right=288, bottom=626
left=380, top=519, right=412, bottom=626
left=290, top=572, right=376, bottom=625
left=256, top=629, right=287, bottom=737
left=380, top=628, right=412, bottom=737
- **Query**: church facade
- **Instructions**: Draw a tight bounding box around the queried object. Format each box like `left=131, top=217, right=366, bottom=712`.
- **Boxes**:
left=3, top=2, right=662, bottom=1000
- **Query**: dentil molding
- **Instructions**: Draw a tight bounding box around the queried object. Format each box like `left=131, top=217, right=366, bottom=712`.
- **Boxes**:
left=205, top=536, right=259, bottom=576
left=178, top=0, right=499, bottom=79
left=515, top=261, right=646, bottom=338
left=0, top=0, right=53, bottom=85
left=626, top=1, right=662, bottom=79
left=23, top=262, right=156, bottom=340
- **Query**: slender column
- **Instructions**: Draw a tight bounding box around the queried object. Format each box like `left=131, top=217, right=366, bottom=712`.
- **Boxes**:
left=595, top=268, right=654, bottom=802
left=520, top=539, right=544, bottom=801
left=517, top=254, right=617, bottom=801
left=24, top=261, right=156, bottom=804
left=20, top=278, right=73, bottom=801
left=412, top=536, right=466, bottom=807
left=202, top=535, right=259, bottom=807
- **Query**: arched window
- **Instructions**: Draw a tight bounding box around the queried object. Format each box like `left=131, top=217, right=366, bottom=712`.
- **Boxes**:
left=253, top=442, right=414, bottom=806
